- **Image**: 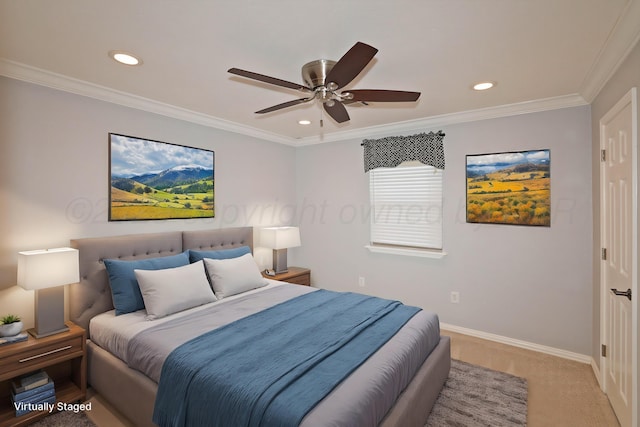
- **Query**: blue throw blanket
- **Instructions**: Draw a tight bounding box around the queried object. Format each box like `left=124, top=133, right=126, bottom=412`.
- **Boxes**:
left=153, top=289, right=421, bottom=427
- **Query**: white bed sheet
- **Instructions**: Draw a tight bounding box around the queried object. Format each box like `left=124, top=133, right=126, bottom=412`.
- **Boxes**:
left=89, top=280, right=286, bottom=364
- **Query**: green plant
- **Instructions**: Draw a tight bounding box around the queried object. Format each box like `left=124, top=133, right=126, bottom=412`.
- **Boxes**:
left=0, top=314, right=21, bottom=325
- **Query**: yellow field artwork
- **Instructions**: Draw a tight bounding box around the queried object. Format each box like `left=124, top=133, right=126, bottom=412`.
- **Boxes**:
left=466, top=150, right=550, bottom=226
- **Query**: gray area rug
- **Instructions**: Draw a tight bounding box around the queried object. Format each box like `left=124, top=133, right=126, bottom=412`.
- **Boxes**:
left=28, top=359, right=527, bottom=427
left=30, top=410, right=95, bottom=427
left=426, top=359, right=528, bottom=426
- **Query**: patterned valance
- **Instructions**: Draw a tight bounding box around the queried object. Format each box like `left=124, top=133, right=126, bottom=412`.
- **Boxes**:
left=362, top=131, right=445, bottom=172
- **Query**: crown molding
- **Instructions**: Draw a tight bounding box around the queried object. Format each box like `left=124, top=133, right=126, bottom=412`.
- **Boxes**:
left=0, top=58, right=297, bottom=146
left=294, top=94, right=589, bottom=145
left=580, top=0, right=640, bottom=102
left=1, top=58, right=587, bottom=146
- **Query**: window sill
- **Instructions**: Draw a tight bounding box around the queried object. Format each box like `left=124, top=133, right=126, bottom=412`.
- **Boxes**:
left=365, top=245, right=447, bottom=259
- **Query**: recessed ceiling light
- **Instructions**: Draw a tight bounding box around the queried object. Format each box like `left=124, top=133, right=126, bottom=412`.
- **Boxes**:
left=298, top=120, right=311, bottom=125
left=473, top=81, right=495, bottom=91
left=109, top=50, right=142, bottom=66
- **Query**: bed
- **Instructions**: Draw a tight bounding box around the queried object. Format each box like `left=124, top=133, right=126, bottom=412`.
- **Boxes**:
left=69, top=227, right=450, bottom=427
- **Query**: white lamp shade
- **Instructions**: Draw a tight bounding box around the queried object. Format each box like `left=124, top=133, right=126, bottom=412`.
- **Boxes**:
left=17, top=247, right=79, bottom=290
left=261, top=227, right=301, bottom=250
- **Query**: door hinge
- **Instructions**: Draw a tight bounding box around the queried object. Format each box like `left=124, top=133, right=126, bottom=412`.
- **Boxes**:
left=601, top=149, right=606, bottom=162
left=602, top=344, right=607, bottom=357
left=602, top=248, right=607, bottom=260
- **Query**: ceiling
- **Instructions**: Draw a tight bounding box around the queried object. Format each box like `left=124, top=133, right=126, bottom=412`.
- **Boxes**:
left=1, top=0, right=639, bottom=145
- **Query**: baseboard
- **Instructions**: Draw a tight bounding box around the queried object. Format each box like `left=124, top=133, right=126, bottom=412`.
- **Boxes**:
left=591, top=357, right=604, bottom=390
left=440, top=323, right=592, bottom=364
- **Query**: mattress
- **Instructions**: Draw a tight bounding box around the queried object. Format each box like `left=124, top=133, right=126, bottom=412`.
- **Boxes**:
left=90, top=281, right=441, bottom=426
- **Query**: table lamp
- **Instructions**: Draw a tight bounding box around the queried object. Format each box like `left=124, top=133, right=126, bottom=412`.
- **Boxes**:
left=261, top=227, right=301, bottom=274
left=17, top=247, right=79, bottom=338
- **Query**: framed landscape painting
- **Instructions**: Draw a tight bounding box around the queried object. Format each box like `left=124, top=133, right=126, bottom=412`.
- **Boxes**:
left=466, top=149, right=550, bottom=226
left=109, top=133, right=214, bottom=221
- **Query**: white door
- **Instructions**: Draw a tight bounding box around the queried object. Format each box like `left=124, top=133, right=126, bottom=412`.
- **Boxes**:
left=600, top=88, right=637, bottom=427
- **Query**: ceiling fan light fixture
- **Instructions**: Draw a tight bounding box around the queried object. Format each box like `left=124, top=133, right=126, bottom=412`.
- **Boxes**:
left=473, top=81, right=495, bottom=91
left=228, top=42, right=420, bottom=125
left=109, top=50, right=142, bottom=66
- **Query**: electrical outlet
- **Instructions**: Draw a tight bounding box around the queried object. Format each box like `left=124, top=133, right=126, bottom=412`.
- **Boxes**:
left=358, top=277, right=366, bottom=287
left=450, top=291, right=460, bottom=304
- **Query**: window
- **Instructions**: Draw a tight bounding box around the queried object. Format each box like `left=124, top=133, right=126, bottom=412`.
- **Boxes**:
left=368, top=163, right=443, bottom=256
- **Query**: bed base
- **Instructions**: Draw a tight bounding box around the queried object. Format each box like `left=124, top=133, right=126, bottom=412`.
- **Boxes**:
left=87, top=335, right=450, bottom=427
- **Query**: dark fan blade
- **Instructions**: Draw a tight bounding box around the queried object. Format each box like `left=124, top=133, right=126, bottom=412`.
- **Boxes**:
left=256, top=97, right=314, bottom=114
left=228, top=68, right=310, bottom=92
left=323, top=101, right=350, bottom=123
left=348, top=90, right=421, bottom=102
left=325, top=42, right=378, bottom=89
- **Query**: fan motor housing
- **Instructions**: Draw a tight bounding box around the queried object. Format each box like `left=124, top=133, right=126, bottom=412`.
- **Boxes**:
left=301, top=60, right=336, bottom=89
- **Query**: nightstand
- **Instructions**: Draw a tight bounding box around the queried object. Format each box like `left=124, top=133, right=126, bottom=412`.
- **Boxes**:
left=263, top=267, right=311, bottom=286
left=0, top=322, right=87, bottom=427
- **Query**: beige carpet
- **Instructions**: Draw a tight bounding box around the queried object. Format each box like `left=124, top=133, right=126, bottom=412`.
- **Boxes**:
left=442, top=330, right=620, bottom=426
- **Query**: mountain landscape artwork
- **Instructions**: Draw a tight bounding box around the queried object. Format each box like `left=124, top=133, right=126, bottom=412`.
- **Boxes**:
left=109, top=133, right=214, bottom=221
left=466, top=149, right=550, bottom=226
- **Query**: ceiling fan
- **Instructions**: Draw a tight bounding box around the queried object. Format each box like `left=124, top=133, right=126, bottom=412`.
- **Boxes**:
left=228, top=42, right=421, bottom=124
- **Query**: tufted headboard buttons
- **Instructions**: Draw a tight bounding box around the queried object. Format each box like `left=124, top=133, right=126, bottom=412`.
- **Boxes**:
left=182, top=227, right=253, bottom=253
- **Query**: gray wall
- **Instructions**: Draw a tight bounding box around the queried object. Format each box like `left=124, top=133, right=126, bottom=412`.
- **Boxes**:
left=0, top=76, right=296, bottom=326
left=0, top=74, right=597, bottom=356
left=293, top=106, right=593, bottom=355
left=590, top=41, right=640, bottom=367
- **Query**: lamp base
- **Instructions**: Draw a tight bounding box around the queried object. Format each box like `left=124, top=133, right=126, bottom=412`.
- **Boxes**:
left=27, top=325, right=69, bottom=339
left=31, top=286, right=68, bottom=338
left=273, top=248, right=289, bottom=274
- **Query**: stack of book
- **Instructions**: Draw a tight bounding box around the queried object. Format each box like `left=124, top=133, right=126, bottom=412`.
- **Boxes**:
left=11, top=370, right=56, bottom=417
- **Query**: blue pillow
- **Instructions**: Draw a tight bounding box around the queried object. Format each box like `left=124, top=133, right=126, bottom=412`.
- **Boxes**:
left=189, top=246, right=251, bottom=263
left=104, top=251, right=190, bottom=315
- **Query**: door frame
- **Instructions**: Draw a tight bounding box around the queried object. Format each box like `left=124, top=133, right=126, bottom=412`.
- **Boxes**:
left=599, top=87, right=638, bottom=427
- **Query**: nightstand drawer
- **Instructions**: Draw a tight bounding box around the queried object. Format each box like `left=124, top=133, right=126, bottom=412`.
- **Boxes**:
left=0, top=336, right=83, bottom=378
left=263, top=267, right=311, bottom=286
left=286, top=273, right=311, bottom=286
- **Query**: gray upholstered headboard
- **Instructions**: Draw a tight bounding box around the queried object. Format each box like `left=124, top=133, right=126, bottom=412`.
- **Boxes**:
left=69, top=227, right=253, bottom=335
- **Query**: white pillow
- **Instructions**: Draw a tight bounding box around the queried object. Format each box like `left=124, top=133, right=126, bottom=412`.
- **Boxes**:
left=203, top=253, right=267, bottom=299
left=135, top=260, right=217, bottom=320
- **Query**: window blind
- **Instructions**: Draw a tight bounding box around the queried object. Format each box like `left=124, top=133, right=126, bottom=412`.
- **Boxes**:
left=369, top=164, right=443, bottom=250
